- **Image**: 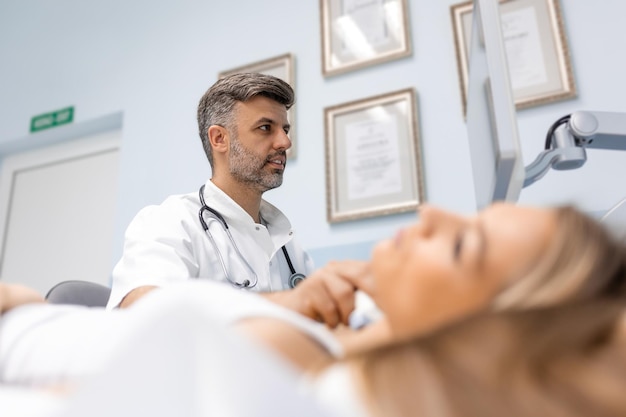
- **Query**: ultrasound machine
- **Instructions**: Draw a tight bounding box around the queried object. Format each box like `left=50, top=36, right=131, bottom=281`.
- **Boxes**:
left=467, top=0, right=626, bottom=239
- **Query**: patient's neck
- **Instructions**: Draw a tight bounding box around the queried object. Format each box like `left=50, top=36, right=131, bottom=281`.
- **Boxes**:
left=235, top=317, right=335, bottom=372
left=334, top=318, right=395, bottom=356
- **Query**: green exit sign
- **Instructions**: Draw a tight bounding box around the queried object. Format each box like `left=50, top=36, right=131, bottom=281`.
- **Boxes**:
left=30, top=106, right=74, bottom=133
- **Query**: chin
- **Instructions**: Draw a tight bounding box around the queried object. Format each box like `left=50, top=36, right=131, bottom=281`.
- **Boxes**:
left=266, top=175, right=283, bottom=188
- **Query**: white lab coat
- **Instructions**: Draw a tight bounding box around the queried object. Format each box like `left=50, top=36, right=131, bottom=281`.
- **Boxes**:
left=107, top=180, right=314, bottom=309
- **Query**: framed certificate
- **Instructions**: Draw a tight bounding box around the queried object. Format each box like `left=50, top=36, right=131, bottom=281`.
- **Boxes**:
left=320, top=0, right=412, bottom=77
left=451, top=0, right=576, bottom=115
left=324, top=88, right=425, bottom=223
left=219, top=53, right=298, bottom=158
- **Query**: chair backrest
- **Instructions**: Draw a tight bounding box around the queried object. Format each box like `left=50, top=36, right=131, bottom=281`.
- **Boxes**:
left=45, top=280, right=111, bottom=307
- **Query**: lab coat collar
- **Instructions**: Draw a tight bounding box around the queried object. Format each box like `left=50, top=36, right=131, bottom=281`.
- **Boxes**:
left=202, top=179, right=293, bottom=241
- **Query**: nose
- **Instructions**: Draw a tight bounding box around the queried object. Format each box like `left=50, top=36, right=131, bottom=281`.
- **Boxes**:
left=275, top=129, right=292, bottom=151
left=417, top=205, right=464, bottom=235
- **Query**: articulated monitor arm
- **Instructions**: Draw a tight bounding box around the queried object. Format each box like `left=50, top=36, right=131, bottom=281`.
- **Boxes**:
left=524, top=111, right=626, bottom=188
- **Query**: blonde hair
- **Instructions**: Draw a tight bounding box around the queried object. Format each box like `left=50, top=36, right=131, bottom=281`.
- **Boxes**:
left=494, top=206, right=626, bottom=309
left=352, top=298, right=626, bottom=417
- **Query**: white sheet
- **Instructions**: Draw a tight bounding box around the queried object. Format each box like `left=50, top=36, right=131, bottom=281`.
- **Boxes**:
left=53, top=291, right=337, bottom=417
left=1, top=281, right=353, bottom=416
left=1, top=281, right=342, bottom=387
left=0, top=386, right=65, bottom=417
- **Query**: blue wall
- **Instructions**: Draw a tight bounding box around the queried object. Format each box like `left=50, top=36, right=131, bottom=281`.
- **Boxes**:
left=1, top=0, right=625, bottom=268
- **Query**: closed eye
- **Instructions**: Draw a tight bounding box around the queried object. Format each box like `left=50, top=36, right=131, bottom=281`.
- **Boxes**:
left=453, top=230, right=464, bottom=262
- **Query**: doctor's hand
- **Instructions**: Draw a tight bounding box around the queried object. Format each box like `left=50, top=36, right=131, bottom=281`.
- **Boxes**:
left=264, top=260, right=372, bottom=328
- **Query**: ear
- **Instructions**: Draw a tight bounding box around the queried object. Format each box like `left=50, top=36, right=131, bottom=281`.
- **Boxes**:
left=208, top=125, right=229, bottom=155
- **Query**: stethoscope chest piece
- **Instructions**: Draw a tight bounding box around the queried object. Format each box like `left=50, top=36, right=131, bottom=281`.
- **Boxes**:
left=289, top=273, right=306, bottom=289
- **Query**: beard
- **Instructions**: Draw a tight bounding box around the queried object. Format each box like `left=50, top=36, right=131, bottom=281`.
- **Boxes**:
left=229, top=134, right=285, bottom=193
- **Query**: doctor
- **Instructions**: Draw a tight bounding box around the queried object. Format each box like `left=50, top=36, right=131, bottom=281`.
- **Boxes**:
left=107, top=73, right=366, bottom=327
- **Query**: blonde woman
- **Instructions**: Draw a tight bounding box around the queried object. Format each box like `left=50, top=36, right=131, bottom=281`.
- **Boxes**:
left=309, top=203, right=626, bottom=417
left=1, top=202, right=625, bottom=416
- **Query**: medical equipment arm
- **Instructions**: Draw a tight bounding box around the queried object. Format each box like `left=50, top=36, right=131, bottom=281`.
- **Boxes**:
left=524, top=111, right=626, bottom=187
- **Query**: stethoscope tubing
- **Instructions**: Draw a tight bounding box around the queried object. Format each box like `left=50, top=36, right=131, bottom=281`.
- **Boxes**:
left=198, top=185, right=305, bottom=289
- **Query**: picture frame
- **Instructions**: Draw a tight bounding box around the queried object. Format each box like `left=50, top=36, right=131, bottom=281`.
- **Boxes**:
left=320, top=0, right=412, bottom=77
left=219, top=53, right=298, bottom=158
left=324, top=88, right=424, bottom=223
left=451, top=0, right=576, bottom=115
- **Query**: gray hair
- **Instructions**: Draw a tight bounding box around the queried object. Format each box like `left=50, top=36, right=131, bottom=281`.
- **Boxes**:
left=197, top=72, right=295, bottom=168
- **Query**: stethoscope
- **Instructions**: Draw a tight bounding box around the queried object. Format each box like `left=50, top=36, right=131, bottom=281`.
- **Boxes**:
left=198, top=185, right=306, bottom=289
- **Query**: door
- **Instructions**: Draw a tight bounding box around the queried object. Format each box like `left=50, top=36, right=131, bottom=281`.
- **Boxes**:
left=0, top=130, right=121, bottom=295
